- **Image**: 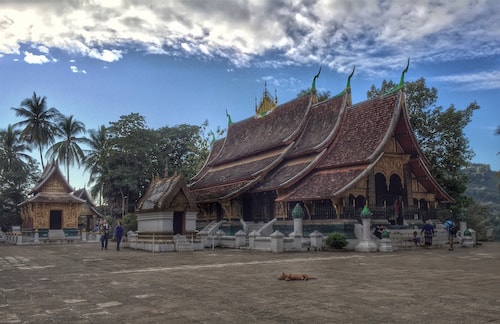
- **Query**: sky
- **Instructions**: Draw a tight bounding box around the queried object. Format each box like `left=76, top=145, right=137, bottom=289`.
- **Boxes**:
left=0, top=0, right=499, bottom=191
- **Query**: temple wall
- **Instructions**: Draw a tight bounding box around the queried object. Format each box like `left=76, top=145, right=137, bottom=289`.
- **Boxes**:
left=22, top=202, right=81, bottom=229
left=137, top=211, right=174, bottom=233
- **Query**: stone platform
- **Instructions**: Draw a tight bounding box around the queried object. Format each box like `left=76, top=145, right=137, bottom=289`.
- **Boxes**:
left=0, top=242, right=499, bottom=323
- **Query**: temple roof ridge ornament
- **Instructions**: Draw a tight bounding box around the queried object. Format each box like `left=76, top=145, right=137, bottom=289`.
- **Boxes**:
left=385, top=58, right=410, bottom=95
left=208, top=130, right=216, bottom=144
left=226, top=109, right=233, bottom=126
left=334, top=66, right=355, bottom=103
left=311, top=66, right=321, bottom=104
left=255, top=80, right=278, bottom=118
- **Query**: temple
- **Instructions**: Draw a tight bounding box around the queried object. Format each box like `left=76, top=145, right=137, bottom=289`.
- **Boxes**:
left=17, top=161, right=106, bottom=238
left=18, top=161, right=86, bottom=237
left=189, top=64, right=453, bottom=225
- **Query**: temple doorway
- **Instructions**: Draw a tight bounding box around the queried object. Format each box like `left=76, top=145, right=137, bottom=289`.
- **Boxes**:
left=50, top=210, right=62, bottom=229
left=173, top=211, right=184, bottom=234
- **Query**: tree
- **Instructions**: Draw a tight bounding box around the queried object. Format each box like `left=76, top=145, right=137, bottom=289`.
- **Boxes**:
left=0, top=125, right=39, bottom=231
left=367, top=78, right=479, bottom=209
left=297, top=89, right=331, bottom=102
left=11, top=92, right=62, bottom=169
left=101, top=113, right=156, bottom=216
left=464, top=200, right=491, bottom=241
left=0, top=125, right=34, bottom=181
left=47, top=115, right=87, bottom=183
left=83, top=125, right=111, bottom=202
left=84, top=114, right=212, bottom=216
left=155, top=122, right=209, bottom=179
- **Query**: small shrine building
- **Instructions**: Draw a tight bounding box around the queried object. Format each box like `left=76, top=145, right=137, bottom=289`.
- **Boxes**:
left=136, top=172, right=198, bottom=237
left=18, top=161, right=85, bottom=233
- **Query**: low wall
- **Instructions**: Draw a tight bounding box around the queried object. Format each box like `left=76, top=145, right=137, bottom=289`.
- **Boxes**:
left=126, top=240, right=176, bottom=252
left=3, top=230, right=101, bottom=245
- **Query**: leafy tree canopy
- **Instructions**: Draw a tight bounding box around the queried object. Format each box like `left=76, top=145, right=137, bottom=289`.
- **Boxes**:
left=83, top=113, right=212, bottom=217
left=297, top=89, right=331, bottom=102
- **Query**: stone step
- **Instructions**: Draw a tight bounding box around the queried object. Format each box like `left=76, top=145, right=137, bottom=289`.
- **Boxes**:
left=48, top=230, right=66, bottom=241
left=174, top=235, right=194, bottom=252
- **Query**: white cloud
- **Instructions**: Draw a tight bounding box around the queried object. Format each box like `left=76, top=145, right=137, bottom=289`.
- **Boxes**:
left=37, top=45, right=49, bottom=54
left=70, top=65, right=87, bottom=74
left=88, top=49, right=122, bottom=62
left=23, top=51, right=49, bottom=64
left=432, top=70, right=500, bottom=91
left=0, top=0, right=498, bottom=73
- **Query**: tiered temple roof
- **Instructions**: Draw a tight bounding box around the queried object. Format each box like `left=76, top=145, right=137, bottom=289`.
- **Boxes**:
left=20, top=161, right=85, bottom=206
left=189, top=67, right=452, bottom=205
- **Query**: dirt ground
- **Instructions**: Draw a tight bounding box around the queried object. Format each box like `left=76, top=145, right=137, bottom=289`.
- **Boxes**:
left=1, top=242, right=499, bottom=323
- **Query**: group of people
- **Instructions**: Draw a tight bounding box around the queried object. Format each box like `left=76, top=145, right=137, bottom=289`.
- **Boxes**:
left=414, top=219, right=457, bottom=250
left=96, top=220, right=124, bottom=251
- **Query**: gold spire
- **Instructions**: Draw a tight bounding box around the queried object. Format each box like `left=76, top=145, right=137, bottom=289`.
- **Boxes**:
left=255, top=81, right=278, bottom=117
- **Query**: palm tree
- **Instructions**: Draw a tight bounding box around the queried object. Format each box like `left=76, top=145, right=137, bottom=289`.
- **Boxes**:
left=83, top=125, right=110, bottom=201
left=0, top=125, right=35, bottom=194
left=47, top=115, right=87, bottom=183
left=11, top=92, right=61, bottom=169
left=0, top=125, right=32, bottom=174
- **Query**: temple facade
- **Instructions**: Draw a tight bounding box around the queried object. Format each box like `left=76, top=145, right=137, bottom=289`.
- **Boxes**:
left=18, top=161, right=85, bottom=232
left=189, top=67, right=453, bottom=225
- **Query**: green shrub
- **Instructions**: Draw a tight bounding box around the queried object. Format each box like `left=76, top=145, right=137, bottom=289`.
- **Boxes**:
left=122, top=213, right=138, bottom=233
left=326, top=232, right=348, bottom=249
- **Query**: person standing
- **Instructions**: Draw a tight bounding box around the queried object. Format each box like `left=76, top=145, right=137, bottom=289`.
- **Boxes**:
left=100, top=220, right=110, bottom=250
left=393, top=199, right=401, bottom=225
left=114, top=221, right=124, bottom=251
left=444, top=219, right=456, bottom=251
left=420, top=220, right=435, bottom=248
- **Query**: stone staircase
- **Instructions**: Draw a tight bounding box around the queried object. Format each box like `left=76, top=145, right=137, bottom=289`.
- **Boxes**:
left=174, top=235, right=194, bottom=252
left=48, top=229, right=66, bottom=242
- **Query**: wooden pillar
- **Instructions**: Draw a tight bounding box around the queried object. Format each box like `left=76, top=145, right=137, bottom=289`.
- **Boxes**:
left=403, top=164, right=413, bottom=206
left=332, top=197, right=341, bottom=220
left=368, top=172, right=375, bottom=207
left=220, top=200, right=232, bottom=221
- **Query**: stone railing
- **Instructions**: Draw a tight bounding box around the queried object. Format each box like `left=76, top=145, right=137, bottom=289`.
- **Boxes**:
left=2, top=229, right=103, bottom=245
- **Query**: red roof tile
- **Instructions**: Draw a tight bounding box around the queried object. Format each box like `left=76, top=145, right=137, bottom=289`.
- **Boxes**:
left=277, top=166, right=367, bottom=201
left=318, top=93, right=399, bottom=168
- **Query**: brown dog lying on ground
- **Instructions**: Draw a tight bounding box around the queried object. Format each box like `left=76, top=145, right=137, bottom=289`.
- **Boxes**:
left=278, top=272, right=316, bottom=281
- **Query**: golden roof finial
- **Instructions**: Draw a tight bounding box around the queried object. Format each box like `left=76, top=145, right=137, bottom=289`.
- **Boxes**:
left=255, top=80, right=278, bottom=117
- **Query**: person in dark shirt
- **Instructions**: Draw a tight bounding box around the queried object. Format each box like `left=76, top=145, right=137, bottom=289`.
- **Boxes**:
left=420, top=220, right=435, bottom=248
left=114, top=221, right=124, bottom=251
